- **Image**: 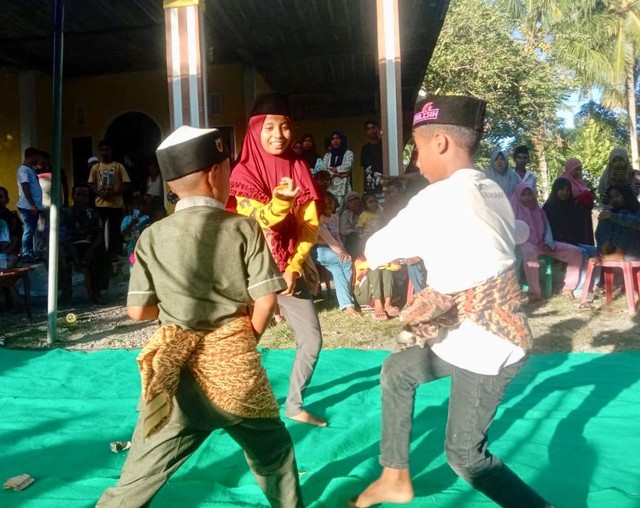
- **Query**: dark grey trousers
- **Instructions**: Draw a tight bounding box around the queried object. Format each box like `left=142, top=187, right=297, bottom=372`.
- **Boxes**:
left=380, top=346, right=549, bottom=507
left=97, top=370, right=304, bottom=508
left=277, top=279, right=323, bottom=418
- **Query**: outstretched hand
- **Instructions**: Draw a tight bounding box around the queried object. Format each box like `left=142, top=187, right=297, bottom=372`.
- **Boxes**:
left=274, top=177, right=300, bottom=200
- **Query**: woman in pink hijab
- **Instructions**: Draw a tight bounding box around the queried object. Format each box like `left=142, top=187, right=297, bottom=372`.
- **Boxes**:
left=510, top=183, right=583, bottom=301
left=560, top=158, right=595, bottom=245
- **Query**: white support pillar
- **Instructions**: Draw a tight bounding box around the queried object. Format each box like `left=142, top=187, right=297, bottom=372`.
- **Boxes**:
left=376, top=0, right=403, bottom=177
left=163, top=0, right=208, bottom=129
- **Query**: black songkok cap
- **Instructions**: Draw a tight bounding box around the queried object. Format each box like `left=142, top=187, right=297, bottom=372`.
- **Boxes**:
left=156, top=126, right=229, bottom=182
left=412, top=95, right=486, bottom=132
left=250, top=92, right=291, bottom=117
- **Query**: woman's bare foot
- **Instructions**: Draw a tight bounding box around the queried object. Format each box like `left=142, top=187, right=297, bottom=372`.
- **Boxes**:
left=350, top=467, right=414, bottom=507
left=344, top=306, right=362, bottom=317
left=288, top=409, right=327, bottom=427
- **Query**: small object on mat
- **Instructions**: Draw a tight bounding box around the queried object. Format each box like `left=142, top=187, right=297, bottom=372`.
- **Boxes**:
left=110, top=440, right=132, bottom=453
left=65, top=312, right=78, bottom=324
left=3, top=474, right=35, bottom=491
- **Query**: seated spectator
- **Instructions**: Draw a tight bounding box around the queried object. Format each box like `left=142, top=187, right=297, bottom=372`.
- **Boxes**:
left=313, top=169, right=339, bottom=211
left=300, top=134, right=324, bottom=174
left=339, top=191, right=362, bottom=258
left=126, top=204, right=167, bottom=266
left=353, top=256, right=401, bottom=321
left=560, top=158, right=595, bottom=245
left=595, top=185, right=640, bottom=261
left=0, top=186, right=22, bottom=267
left=121, top=192, right=151, bottom=265
left=312, top=193, right=361, bottom=317
left=598, top=148, right=640, bottom=208
left=357, top=192, right=384, bottom=247
left=401, top=147, right=428, bottom=200
left=543, top=177, right=597, bottom=296
left=323, top=131, right=353, bottom=208
left=60, top=184, right=110, bottom=304
left=381, top=178, right=406, bottom=225
left=510, top=183, right=582, bottom=301
left=485, top=150, right=519, bottom=198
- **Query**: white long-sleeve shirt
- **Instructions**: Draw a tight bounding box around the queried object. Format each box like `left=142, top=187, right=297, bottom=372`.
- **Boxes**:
left=365, top=169, right=526, bottom=374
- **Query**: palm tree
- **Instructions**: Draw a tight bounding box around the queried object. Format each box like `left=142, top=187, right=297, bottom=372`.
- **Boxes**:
left=502, top=0, right=640, bottom=168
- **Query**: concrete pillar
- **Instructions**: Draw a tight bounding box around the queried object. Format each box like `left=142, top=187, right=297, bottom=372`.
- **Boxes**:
left=163, top=0, right=208, bottom=129
left=376, top=0, right=403, bottom=177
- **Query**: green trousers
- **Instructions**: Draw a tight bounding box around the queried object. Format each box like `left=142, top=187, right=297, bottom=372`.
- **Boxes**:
left=97, top=370, right=304, bottom=507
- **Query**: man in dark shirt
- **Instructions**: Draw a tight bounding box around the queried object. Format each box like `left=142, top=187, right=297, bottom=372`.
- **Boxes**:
left=360, top=119, right=384, bottom=200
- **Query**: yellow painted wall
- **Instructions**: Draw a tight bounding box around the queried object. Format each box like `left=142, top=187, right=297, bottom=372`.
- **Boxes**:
left=0, top=69, right=22, bottom=202
left=207, top=63, right=247, bottom=157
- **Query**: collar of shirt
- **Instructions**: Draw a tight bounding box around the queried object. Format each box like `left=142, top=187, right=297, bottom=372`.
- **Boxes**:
left=175, top=195, right=225, bottom=212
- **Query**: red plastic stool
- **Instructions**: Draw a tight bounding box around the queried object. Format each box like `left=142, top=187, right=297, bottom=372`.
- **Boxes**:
left=580, top=258, right=640, bottom=314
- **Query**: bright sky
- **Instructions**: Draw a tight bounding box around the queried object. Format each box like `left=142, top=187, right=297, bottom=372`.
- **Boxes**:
left=558, top=89, right=603, bottom=129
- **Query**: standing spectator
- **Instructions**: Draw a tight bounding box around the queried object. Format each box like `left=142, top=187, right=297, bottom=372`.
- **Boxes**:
left=598, top=148, right=640, bottom=208
left=512, top=145, right=537, bottom=191
left=300, top=133, right=324, bottom=173
left=88, top=139, right=131, bottom=261
left=485, top=150, right=519, bottom=198
left=323, top=130, right=353, bottom=208
left=145, top=158, right=164, bottom=208
left=313, top=193, right=361, bottom=317
left=229, top=92, right=327, bottom=427
left=339, top=191, right=362, bottom=258
left=360, top=119, right=384, bottom=202
left=16, top=147, right=43, bottom=263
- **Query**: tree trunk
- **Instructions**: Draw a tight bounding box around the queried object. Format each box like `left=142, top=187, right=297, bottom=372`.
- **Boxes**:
left=625, top=45, right=639, bottom=169
left=531, top=134, right=549, bottom=198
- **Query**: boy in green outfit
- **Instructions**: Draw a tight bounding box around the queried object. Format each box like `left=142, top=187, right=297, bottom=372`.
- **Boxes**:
left=98, top=126, right=304, bottom=508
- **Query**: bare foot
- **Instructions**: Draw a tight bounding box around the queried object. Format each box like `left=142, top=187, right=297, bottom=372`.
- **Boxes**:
left=527, top=292, right=543, bottom=303
left=344, top=306, right=363, bottom=318
left=384, top=306, right=401, bottom=318
left=350, top=468, right=414, bottom=507
left=288, top=409, right=327, bottom=427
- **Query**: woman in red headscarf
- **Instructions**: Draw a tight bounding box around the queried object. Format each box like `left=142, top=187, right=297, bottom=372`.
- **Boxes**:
left=229, top=93, right=326, bottom=427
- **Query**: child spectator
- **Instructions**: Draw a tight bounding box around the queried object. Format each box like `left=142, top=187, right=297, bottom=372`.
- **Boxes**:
left=353, top=256, right=401, bottom=321
left=312, top=193, right=361, bottom=317
left=0, top=187, right=22, bottom=267
left=595, top=185, right=640, bottom=260
left=120, top=192, right=151, bottom=264
left=60, top=184, right=110, bottom=304
left=510, top=183, right=583, bottom=301
left=339, top=191, right=362, bottom=258
left=357, top=192, right=384, bottom=246
left=98, top=125, right=303, bottom=507
left=381, top=178, right=406, bottom=225
left=323, top=130, right=354, bottom=207
left=145, top=158, right=164, bottom=208
left=313, top=169, right=339, bottom=212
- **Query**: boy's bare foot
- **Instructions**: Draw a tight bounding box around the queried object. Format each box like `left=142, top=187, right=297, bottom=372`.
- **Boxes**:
left=350, top=468, right=414, bottom=507
left=288, top=409, right=327, bottom=427
left=344, top=306, right=362, bottom=317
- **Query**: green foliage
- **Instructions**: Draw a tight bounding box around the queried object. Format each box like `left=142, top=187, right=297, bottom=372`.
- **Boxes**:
left=424, top=0, right=568, bottom=150
left=567, top=118, right=618, bottom=185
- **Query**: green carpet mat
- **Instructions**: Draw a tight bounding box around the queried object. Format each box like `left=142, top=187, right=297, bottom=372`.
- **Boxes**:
left=1, top=349, right=639, bottom=507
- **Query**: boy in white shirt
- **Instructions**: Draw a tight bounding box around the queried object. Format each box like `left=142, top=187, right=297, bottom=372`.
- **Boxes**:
left=351, top=96, right=552, bottom=508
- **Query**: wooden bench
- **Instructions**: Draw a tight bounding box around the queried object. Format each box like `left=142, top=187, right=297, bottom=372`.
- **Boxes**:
left=0, top=266, right=33, bottom=319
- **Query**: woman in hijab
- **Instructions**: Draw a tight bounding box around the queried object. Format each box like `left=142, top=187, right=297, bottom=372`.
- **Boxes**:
left=598, top=148, right=640, bottom=208
left=485, top=150, right=520, bottom=198
left=510, top=183, right=582, bottom=301
left=560, top=158, right=595, bottom=245
left=322, top=130, right=354, bottom=208
left=300, top=133, right=323, bottom=173
left=229, top=93, right=326, bottom=427
left=595, top=184, right=640, bottom=260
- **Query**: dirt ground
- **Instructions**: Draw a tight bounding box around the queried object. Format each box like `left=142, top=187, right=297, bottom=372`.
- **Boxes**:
left=1, top=262, right=639, bottom=354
